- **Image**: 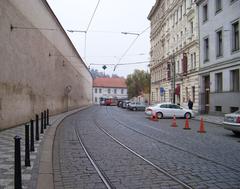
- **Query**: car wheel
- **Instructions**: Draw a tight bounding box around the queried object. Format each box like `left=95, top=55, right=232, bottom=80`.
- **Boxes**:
left=133, top=107, right=137, bottom=111
left=232, top=131, right=240, bottom=136
left=156, top=112, right=163, bottom=119
left=184, top=112, right=191, bottom=119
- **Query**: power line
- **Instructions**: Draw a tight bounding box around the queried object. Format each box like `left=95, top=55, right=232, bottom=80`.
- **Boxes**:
left=113, top=26, right=150, bottom=72
left=86, top=0, right=101, bottom=32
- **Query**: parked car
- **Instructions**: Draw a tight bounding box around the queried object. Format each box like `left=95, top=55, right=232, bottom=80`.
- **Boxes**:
left=145, top=103, right=194, bottom=119
left=128, top=102, right=146, bottom=111
left=223, top=110, right=240, bottom=136
left=122, top=100, right=131, bottom=109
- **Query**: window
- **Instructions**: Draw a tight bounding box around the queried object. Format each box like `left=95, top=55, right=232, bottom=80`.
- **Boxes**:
left=177, top=60, right=179, bottom=73
left=215, top=106, right=222, bottom=112
left=170, top=104, right=181, bottom=109
left=193, top=52, right=196, bottom=68
left=95, top=88, right=97, bottom=93
left=184, top=0, right=187, bottom=14
left=95, top=97, right=97, bottom=103
left=185, top=87, right=188, bottom=102
left=215, top=72, right=223, bottom=92
left=192, top=86, right=195, bottom=103
left=230, top=107, right=239, bottom=113
left=203, top=4, right=208, bottom=22
left=230, top=69, right=239, bottom=91
left=180, top=6, right=182, bottom=20
left=232, top=21, right=239, bottom=52
left=190, top=21, right=194, bottom=35
left=108, top=88, right=110, bottom=94
left=191, top=54, right=193, bottom=69
left=216, top=29, right=223, bottom=57
left=204, top=37, right=209, bottom=62
left=215, top=0, right=222, bottom=13
left=114, top=89, right=117, bottom=94
left=121, top=89, right=124, bottom=94
left=99, top=88, right=102, bottom=93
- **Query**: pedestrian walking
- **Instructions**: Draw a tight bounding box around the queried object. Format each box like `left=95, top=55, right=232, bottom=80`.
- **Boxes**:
left=188, top=98, right=193, bottom=110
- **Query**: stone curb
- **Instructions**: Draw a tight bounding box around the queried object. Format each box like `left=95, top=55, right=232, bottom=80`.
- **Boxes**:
left=36, top=106, right=91, bottom=189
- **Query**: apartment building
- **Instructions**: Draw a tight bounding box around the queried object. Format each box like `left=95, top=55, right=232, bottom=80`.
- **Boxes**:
left=148, top=0, right=200, bottom=111
left=196, top=0, right=240, bottom=114
left=93, top=78, right=128, bottom=104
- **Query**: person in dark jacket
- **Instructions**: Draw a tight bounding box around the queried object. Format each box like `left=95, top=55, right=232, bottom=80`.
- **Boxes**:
left=188, top=99, right=193, bottom=110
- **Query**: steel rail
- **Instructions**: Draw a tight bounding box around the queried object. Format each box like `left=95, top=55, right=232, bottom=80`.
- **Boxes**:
left=93, top=118, right=193, bottom=189
left=106, top=106, right=240, bottom=174
left=74, top=128, right=113, bottom=189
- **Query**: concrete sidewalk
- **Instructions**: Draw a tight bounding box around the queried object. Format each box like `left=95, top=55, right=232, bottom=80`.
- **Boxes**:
left=0, top=106, right=90, bottom=189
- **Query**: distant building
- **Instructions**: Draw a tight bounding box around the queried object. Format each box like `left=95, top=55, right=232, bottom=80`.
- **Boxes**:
left=196, top=0, right=240, bottom=114
left=93, top=78, right=128, bottom=104
left=148, top=0, right=200, bottom=111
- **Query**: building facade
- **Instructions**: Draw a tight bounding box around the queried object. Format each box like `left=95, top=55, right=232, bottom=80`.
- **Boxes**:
left=196, top=0, right=240, bottom=114
left=93, top=78, right=128, bottom=104
left=148, top=0, right=200, bottom=112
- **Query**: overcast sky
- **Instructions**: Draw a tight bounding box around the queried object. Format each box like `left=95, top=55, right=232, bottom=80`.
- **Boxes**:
left=46, top=0, right=155, bottom=78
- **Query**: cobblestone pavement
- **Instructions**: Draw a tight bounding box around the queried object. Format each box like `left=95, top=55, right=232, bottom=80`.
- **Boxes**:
left=53, top=106, right=240, bottom=189
left=0, top=123, right=43, bottom=189
left=0, top=109, right=84, bottom=189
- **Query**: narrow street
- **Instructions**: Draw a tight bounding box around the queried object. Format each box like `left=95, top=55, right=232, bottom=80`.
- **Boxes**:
left=53, top=106, right=240, bottom=189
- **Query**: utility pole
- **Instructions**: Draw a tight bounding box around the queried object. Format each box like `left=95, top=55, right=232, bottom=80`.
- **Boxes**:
left=171, top=55, right=176, bottom=104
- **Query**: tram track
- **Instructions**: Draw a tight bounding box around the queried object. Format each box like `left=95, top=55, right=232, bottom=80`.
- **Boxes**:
left=105, top=106, right=240, bottom=174
left=73, top=107, right=193, bottom=189
left=74, top=127, right=114, bottom=189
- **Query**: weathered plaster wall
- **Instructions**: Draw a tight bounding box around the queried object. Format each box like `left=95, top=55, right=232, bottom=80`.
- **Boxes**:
left=0, top=0, right=93, bottom=130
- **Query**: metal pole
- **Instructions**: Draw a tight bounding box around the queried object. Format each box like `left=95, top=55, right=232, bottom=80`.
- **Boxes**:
left=25, top=124, right=31, bottom=167
left=30, top=120, right=34, bottom=152
left=44, top=110, right=47, bottom=129
left=40, top=112, right=44, bottom=134
left=14, top=135, right=22, bottom=189
left=47, top=109, right=49, bottom=125
left=172, top=55, right=176, bottom=104
left=35, top=114, right=39, bottom=141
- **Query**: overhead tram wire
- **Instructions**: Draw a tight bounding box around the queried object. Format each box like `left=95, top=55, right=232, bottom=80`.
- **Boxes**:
left=86, top=0, right=101, bottom=33
left=113, top=26, right=150, bottom=72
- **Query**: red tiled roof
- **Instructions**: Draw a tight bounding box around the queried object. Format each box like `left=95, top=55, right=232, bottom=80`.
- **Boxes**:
left=93, top=77, right=127, bottom=88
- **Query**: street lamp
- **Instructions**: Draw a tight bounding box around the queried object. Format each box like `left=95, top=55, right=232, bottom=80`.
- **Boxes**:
left=121, top=32, right=140, bottom=36
left=113, top=31, right=141, bottom=72
left=67, top=30, right=87, bottom=61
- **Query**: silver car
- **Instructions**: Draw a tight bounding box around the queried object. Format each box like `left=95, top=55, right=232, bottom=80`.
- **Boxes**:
left=223, top=110, right=240, bottom=136
left=145, top=103, right=194, bottom=119
left=128, top=102, right=146, bottom=111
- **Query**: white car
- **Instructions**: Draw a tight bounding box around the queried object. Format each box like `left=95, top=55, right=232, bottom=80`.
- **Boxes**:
left=223, top=110, right=240, bottom=136
left=145, top=103, right=194, bottom=119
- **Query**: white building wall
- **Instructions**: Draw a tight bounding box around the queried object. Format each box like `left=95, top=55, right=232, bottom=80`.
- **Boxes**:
left=198, top=0, right=240, bottom=114
left=93, top=87, right=128, bottom=104
left=199, top=0, right=240, bottom=68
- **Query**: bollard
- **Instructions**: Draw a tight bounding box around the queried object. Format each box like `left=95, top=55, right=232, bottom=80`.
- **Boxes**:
left=35, top=114, right=39, bottom=141
left=40, top=112, right=44, bottom=134
left=47, top=109, right=50, bottom=125
left=14, top=136, right=22, bottom=189
left=30, top=120, right=35, bottom=152
left=25, top=124, right=31, bottom=167
left=44, top=110, right=47, bottom=129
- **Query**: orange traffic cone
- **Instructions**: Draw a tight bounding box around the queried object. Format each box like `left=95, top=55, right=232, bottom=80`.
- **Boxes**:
left=171, top=115, right=177, bottom=127
left=151, top=111, right=158, bottom=121
left=198, top=117, right=206, bottom=133
left=183, top=117, right=191, bottom=130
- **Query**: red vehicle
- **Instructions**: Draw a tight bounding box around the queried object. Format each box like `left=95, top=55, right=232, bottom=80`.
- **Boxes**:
left=105, top=99, right=111, bottom=106
left=103, top=98, right=118, bottom=106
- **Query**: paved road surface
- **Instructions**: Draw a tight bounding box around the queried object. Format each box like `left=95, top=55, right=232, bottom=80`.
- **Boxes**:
left=53, top=106, right=240, bottom=189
